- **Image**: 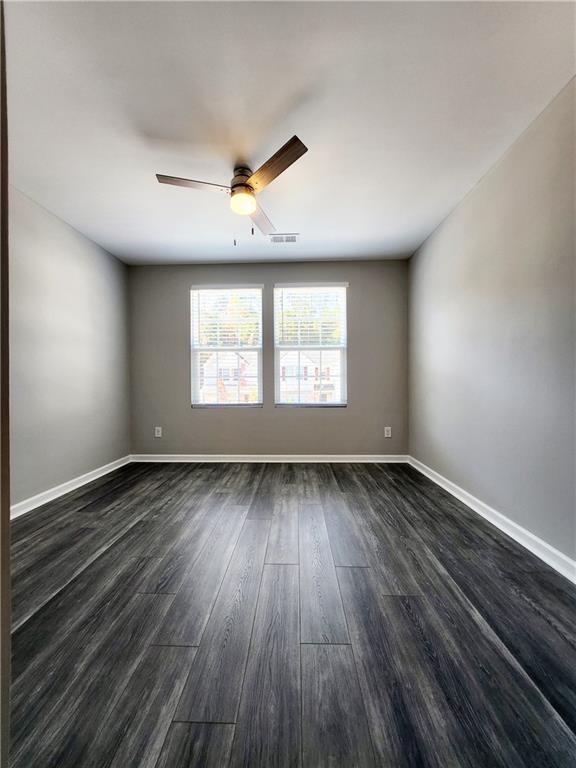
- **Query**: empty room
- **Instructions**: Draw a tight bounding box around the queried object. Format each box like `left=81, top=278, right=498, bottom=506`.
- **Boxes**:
left=0, top=1, right=575, bottom=766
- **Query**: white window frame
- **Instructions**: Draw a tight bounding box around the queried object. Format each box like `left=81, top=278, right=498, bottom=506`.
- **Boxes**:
left=190, top=285, right=263, bottom=408
left=273, top=283, right=348, bottom=407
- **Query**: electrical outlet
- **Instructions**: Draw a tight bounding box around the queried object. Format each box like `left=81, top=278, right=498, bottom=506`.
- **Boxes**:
left=384, top=426, right=392, bottom=438
left=154, top=426, right=163, bottom=438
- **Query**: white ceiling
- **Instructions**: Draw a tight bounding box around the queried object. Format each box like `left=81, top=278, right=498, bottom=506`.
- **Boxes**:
left=6, top=1, right=575, bottom=264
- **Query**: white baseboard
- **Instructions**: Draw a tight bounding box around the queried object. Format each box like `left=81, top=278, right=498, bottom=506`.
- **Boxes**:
left=130, top=454, right=409, bottom=464
left=408, top=456, right=576, bottom=585
left=10, top=456, right=132, bottom=519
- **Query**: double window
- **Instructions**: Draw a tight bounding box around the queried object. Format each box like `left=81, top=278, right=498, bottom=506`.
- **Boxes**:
left=190, top=283, right=347, bottom=406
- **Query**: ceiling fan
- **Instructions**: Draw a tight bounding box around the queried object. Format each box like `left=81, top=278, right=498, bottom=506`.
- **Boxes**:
left=156, top=135, right=308, bottom=236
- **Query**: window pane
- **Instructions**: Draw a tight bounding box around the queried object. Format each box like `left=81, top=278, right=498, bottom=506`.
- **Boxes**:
left=198, top=377, right=218, bottom=404
left=239, top=377, right=260, bottom=404
left=278, top=377, right=300, bottom=404
left=191, top=288, right=262, bottom=405
left=279, top=349, right=300, bottom=380
left=274, top=286, right=347, bottom=347
left=191, top=288, right=262, bottom=349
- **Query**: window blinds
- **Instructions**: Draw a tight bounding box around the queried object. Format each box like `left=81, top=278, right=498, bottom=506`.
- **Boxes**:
left=274, top=284, right=347, bottom=405
left=190, top=287, right=262, bottom=405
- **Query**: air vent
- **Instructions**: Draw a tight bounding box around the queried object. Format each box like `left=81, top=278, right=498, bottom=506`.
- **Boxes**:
left=270, top=233, right=299, bottom=244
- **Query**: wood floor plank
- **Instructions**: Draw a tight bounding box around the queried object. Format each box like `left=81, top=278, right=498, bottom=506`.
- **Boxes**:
left=432, top=546, right=576, bottom=735
left=77, top=465, right=186, bottom=524
left=322, top=490, right=371, bottom=567
left=344, top=495, right=452, bottom=595
left=11, top=560, right=161, bottom=731
left=337, top=565, right=576, bottom=768
left=84, top=645, right=197, bottom=768
left=370, top=463, right=528, bottom=564
left=155, top=723, right=235, bottom=768
left=265, top=496, right=299, bottom=564
left=103, top=469, right=209, bottom=559
left=230, top=564, right=301, bottom=767
left=291, top=463, right=322, bottom=501
left=145, top=464, right=212, bottom=523
left=299, top=504, right=349, bottom=643
left=232, top=462, right=267, bottom=507
left=342, top=464, right=419, bottom=539
left=337, top=566, right=470, bottom=767
left=153, top=505, right=248, bottom=646
left=11, top=593, right=174, bottom=768
left=248, top=462, right=285, bottom=518
left=10, top=462, right=151, bottom=543
left=174, top=518, right=270, bottom=723
left=136, top=495, right=227, bottom=594
left=11, top=551, right=153, bottom=683
left=330, top=462, right=364, bottom=494
left=301, top=643, right=375, bottom=767
left=11, top=465, right=188, bottom=628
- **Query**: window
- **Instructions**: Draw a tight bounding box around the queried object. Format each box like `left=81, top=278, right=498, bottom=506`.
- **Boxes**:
left=190, top=286, right=262, bottom=406
left=274, top=284, right=347, bottom=405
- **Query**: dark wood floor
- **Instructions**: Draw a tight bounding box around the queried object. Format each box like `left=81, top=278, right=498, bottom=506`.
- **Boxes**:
left=10, top=462, right=576, bottom=767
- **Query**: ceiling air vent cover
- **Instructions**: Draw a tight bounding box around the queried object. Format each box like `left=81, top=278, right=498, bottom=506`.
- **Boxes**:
left=270, top=233, right=299, bottom=244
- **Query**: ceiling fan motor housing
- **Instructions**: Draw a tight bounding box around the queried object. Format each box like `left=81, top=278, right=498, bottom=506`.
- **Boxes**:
left=230, top=166, right=257, bottom=215
left=231, top=166, right=254, bottom=196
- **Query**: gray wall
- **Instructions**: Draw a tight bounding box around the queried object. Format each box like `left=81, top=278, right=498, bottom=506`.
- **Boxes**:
left=130, top=261, right=408, bottom=456
left=10, top=190, right=131, bottom=504
left=409, top=79, right=576, bottom=558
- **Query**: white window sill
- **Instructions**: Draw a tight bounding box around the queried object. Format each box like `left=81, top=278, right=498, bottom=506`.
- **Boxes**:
left=191, top=403, right=263, bottom=409
left=274, top=403, right=347, bottom=408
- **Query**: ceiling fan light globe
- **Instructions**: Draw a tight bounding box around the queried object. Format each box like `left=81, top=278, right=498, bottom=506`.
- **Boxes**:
left=230, top=188, right=257, bottom=216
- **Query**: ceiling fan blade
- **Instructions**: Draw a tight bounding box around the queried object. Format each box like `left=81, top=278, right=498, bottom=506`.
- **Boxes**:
left=156, top=174, right=230, bottom=194
left=247, top=136, right=308, bottom=192
left=250, top=201, right=276, bottom=235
